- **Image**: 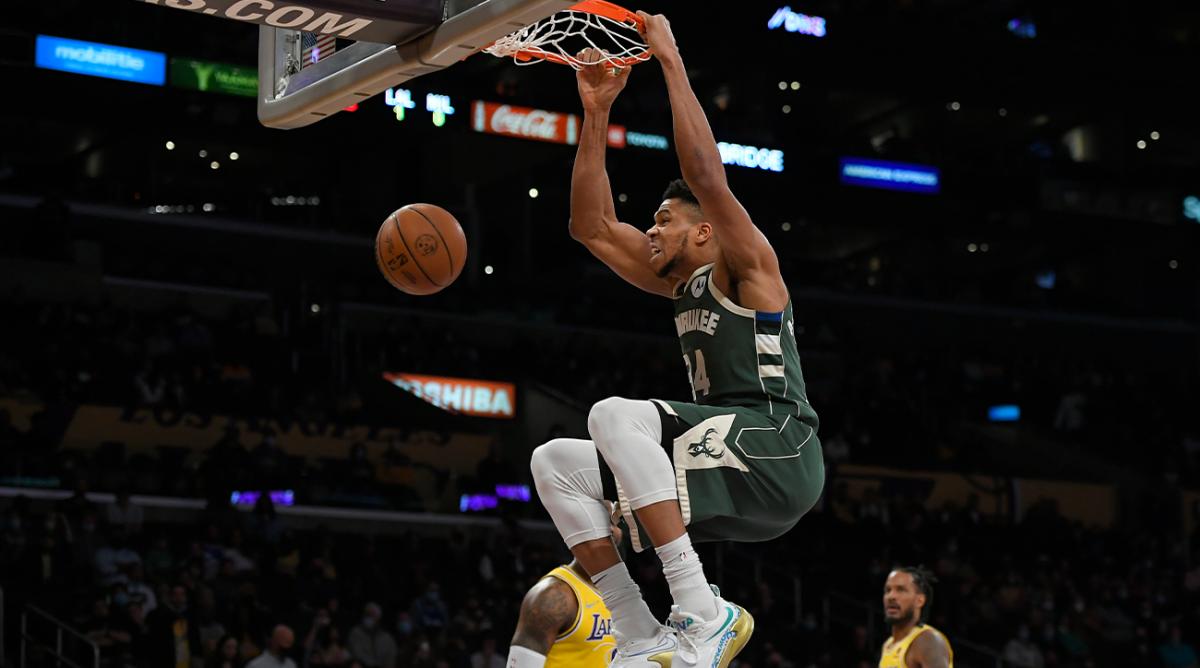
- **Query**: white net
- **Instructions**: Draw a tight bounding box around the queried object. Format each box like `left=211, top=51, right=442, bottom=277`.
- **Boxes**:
left=482, top=9, right=650, bottom=69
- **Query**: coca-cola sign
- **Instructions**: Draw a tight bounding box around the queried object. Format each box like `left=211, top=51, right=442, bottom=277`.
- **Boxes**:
left=607, top=125, right=627, bottom=149
left=473, top=101, right=578, bottom=145
left=471, top=100, right=628, bottom=148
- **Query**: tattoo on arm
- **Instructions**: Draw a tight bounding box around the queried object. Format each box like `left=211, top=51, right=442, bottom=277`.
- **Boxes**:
left=510, top=579, right=579, bottom=655
left=907, top=630, right=952, bottom=668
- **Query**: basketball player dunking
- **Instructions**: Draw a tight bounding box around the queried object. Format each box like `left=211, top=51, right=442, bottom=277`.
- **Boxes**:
left=527, top=13, right=824, bottom=668
left=880, top=567, right=954, bottom=668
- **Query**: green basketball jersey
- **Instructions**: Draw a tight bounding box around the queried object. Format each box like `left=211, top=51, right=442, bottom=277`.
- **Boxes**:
left=671, top=263, right=818, bottom=426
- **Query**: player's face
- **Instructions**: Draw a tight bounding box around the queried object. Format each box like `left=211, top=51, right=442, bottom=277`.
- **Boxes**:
left=646, top=199, right=695, bottom=278
left=883, top=571, right=924, bottom=625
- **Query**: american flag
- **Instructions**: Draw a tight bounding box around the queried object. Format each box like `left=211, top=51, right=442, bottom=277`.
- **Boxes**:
left=301, top=32, right=336, bottom=68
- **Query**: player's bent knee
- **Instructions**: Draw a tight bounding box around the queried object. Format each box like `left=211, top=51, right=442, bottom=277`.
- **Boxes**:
left=586, top=396, right=635, bottom=443
left=530, top=438, right=598, bottom=481
left=529, top=439, right=566, bottom=481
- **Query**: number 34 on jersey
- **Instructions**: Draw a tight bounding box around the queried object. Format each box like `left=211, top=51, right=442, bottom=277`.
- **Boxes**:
left=683, top=349, right=711, bottom=400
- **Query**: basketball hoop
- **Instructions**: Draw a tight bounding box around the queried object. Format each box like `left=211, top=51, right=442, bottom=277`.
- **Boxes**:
left=483, top=0, right=651, bottom=69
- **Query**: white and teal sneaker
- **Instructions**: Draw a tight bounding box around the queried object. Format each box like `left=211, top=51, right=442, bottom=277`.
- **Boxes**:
left=609, top=626, right=677, bottom=668
left=666, top=596, right=755, bottom=668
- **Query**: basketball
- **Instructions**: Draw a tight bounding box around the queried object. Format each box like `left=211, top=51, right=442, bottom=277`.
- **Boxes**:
left=375, top=203, right=468, bottom=295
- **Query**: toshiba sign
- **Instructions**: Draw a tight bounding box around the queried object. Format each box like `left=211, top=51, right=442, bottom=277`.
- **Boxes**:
left=383, top=372, right=515, bottom=419
left=471, top=101, right=627, bottom=148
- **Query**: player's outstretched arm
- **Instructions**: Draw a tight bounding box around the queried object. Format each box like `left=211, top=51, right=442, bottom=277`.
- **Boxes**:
left=569, top=49, right=674, bottom=298
left=906, top=630, right=952, bottom=668
left=639, top=13, right=787, bottom=307
left=506, top=578, right=578, bottom=667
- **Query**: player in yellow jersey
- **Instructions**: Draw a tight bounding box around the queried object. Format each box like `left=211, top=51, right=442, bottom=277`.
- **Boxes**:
left=879, top=566, right=953, bottom=668
left=506, top=521, right=624, bottom=668
left=506, top=559, right=617, bottom=668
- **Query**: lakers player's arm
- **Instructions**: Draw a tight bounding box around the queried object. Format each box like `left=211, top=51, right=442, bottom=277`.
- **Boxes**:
left=508, top=578, right=578, bottom=664
left=906, top=630, right=952, bottom=668
left=570, top=50, right=675, bottom=298
left=640, top=13, right=788, bottom=310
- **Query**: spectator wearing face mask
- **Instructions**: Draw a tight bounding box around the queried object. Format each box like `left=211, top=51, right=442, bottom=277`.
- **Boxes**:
left=347, top=603, right=397, bottom=668
left=410, top=583, right=448, bottom=631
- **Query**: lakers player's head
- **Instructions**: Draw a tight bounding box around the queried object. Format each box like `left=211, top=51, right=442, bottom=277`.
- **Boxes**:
left=646, top=179, right=719, bottom=280
left=883, top=566, right=936, bottom=626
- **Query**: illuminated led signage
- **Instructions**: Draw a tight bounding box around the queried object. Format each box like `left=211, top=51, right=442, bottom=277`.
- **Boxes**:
left=230, top=490, right=295, bottom=506
left=470, top=101, right=628, bottom=149
left=627, top=131, right=669, bottom=150
left=988, top=405, right=1020, bottom=422
left=382, top=89, right=457, bottom=127
left=767, top=6, right=827, bottom=37
left=459, top=484, right=531, bottom=512
left=383, top=372, right=516, bottom=419
left=460, top=494, right=498, bottom=512
left=607, top=126, right=627, bottom=149
left=1007, top=18, right=1037, bottom=39
left=496, top=484, right=531, bottom=501
left=36, top=35, right=165, bottom=85
left=170, top=58, right=257, bottom=97
left=472, top=101, right=579, bottom=145
left=426, top=93, right=456, bottom=127
left=718, top=142, right=784, bottom=172
left=1184, top=195, right=1200, bottom=223
left=385, top=87, right=416, bottom=121
left=840, top=157, right=940, bottom=194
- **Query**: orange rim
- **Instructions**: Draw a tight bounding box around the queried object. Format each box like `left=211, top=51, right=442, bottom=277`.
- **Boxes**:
left=569, top=0, right=645, bottom=31
left=505, top=0, right=650, bottom=67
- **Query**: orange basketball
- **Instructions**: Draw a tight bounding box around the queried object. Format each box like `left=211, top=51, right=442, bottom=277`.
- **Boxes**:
left=375, top=204, right=467, bottom=295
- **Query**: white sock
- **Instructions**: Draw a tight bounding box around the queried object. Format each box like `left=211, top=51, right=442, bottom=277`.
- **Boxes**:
left=655, top=533, right=718, bottom=619
left=591, top=562, right=662, bottom=642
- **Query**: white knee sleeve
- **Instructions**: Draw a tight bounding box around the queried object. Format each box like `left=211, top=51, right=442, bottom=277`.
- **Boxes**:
left=530, top=438, right=612, bottom=548
left=587, top=397, right=677, bottom=510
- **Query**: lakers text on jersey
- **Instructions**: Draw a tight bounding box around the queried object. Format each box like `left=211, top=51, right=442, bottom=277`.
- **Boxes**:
left=543, top=565, right=616, bottom=668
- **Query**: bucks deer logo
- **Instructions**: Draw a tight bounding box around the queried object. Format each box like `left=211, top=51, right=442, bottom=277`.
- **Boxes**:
left=687, top=428, right=725, bottom=459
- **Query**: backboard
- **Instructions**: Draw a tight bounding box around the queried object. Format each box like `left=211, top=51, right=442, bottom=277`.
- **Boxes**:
left=141, top=0, right=575, bottom=129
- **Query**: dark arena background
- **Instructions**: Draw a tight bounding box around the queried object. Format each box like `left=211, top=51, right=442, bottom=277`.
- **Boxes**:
left=1, top=0, right=1199, bottom=667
